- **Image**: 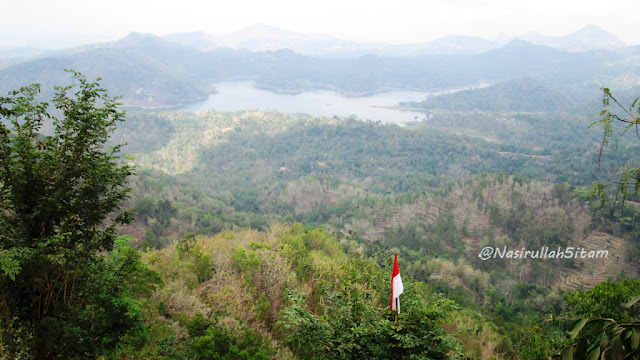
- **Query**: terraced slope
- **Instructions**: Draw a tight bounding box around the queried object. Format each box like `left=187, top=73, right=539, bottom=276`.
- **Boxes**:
left=343, top=174, right=638, bottom=289
left=558, top=231, right=637, bottom=289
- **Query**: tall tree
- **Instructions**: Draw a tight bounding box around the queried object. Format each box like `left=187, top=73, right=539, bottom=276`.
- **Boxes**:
left=590, top=88, right=640, bottom=213
left=556, top=89, right=640, bottom=360
left=0, top=70, right=138, bottom=358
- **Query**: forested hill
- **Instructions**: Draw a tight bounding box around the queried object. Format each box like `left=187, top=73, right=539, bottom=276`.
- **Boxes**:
left=113, top=108, right=629, bottom=198
left=403, top=78, right=572, bottom=112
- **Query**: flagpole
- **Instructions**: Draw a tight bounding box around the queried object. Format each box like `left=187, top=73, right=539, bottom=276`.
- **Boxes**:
left=391, top=252, right=403, bottom=326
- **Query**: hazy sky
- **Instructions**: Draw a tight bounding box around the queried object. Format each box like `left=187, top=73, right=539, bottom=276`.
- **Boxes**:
left=2, top=0, right=639, bottom=48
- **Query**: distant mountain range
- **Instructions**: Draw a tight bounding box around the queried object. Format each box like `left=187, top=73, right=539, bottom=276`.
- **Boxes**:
left=163, top=23, right=627, bottom=57
left=511, top=24, right=626, bottom=52
left=164, top=24, right=502, bottom=57
left=0, top=25, right=638, bottom=108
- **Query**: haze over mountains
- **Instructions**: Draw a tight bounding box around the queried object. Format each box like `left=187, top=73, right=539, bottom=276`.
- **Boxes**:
left=0, top=23, right=627, bottom=59
left=163, top=23, right=627, bottom=56
left=512, top=24, right=627, bottom=52
left=0, top=24, right=638, bottom=109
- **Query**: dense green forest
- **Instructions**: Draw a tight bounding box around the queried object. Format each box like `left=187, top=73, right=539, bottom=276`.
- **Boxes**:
left=2, top=58, right=640, bottom=359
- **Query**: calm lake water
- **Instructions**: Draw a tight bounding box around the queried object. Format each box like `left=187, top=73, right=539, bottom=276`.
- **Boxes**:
left=182, top=81, right=475, bottom=124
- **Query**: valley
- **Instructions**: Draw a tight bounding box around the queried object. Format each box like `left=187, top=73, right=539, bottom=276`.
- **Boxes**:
left=2, top=22, right=640, bottom=359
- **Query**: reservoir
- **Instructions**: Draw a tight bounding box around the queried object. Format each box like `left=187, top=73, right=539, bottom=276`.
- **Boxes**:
left=182, top=81, right=478, bottom=124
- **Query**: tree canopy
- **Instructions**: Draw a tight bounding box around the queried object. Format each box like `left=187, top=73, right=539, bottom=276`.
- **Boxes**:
left=0, top=70, right=157, bottom=358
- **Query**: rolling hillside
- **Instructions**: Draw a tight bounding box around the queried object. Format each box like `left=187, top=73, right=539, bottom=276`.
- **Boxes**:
left=108, top=109, right=639, bottom=297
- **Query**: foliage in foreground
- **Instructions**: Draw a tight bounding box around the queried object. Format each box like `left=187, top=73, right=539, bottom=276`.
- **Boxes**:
left=0, top=72, right=162, bottom=358
left=557, top=276, right=640, bottom=359
left=590, top=88, right=640, bottom=215
left=117, top=224, right=466, bottom=359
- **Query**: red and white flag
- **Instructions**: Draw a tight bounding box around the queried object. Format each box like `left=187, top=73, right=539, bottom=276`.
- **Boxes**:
left=390, top=253, right=404, bottom=313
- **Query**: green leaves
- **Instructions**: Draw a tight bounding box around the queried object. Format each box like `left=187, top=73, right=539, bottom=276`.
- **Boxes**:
left=561, top=314, right=640, bottom=358
left=624, top=295, right=640, bottom=309
left=278, top=253, right=461, bottom=360
left=590, top=88, right=640, bottom=215
left=631, top=329, right=639, bottom=351
left=558, top=280, right=640, bottom=360
left=0, top=70, right=138, bottom=357
left=0, top=247, right=31, bottom=281
left=586, top=345, right=600, bottom=360
left=562, top=346, right=574, bottom=360
left=568, top=318, right=588, bottom=339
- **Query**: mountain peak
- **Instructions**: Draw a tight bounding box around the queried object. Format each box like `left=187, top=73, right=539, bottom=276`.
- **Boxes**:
left=569, top=24, right=619, bottom=40
left=514, top=25, right=625, bottom=51
left=562, top=24, right=626, bottom=51
left=114, top=32, right=165, bottom=46
left=501, top=25, right=625, bottom=52
left=110, top=32, right=193, bottom=54
left=575, top=24, right=608, bottom=34
left=245, top=23, right=283, bottom=32
left=122, top=32, right=158, bottom=41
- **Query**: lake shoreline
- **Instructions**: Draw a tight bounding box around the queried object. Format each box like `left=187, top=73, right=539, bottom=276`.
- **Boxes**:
left=180, top=81, right=479, bottom=124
